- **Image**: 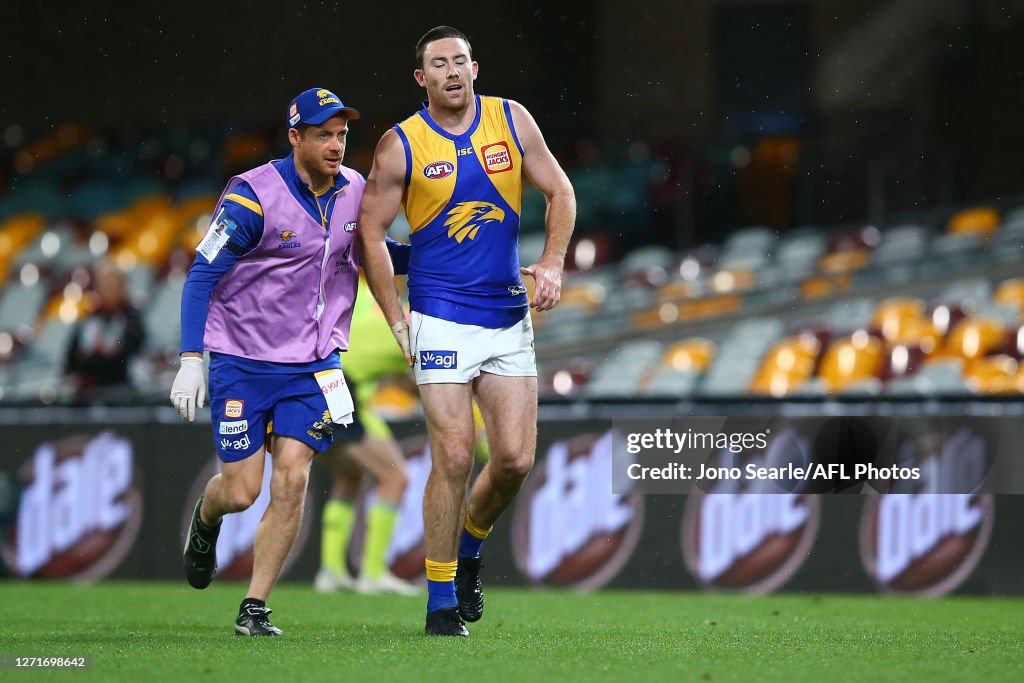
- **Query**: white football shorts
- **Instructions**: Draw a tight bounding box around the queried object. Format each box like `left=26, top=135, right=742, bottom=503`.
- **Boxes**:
left=410, top=311, right=537, bottom=384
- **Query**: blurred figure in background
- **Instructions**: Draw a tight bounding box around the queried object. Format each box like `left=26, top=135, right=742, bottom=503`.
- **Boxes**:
left=63, top=260, right=145, bottom=402
left=315, top=275, right=421, bottom=597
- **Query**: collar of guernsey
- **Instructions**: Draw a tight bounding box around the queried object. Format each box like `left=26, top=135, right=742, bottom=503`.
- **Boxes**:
left=278, top=151, right=350, bottom=204
left=393, top=95, right=528, bottom=329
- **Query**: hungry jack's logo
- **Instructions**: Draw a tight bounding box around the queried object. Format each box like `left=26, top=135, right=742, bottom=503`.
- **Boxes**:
left=444, top=202, right=505, bottom=243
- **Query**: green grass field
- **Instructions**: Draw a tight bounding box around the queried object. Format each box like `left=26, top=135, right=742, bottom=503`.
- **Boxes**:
left=1, top=582, right=1022, bottom=682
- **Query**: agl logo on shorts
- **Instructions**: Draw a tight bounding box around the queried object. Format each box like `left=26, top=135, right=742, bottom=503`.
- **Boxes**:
left=420, top=350, right=457, bottom=370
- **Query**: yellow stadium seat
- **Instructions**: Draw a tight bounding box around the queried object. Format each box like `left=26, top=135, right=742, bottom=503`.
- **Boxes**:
left=965, top=355, right=1019, bottom=394
left=818, top=333, right=883, bottom=392
left=873, top=296, right=926, bottom=341
left=749, top=368, right=809, bottom=397
left=994, top=277, right=1024, bottom=316
left=662, top=337, right=716, bottom=372
left=947, top=206, right=999, bottom=235
left=944, top=317, right=1005, bottom=360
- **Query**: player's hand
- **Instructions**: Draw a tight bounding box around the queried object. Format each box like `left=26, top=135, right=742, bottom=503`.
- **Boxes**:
left=520, top=258, right=563, bottom=311
left=170, top=355, right=207, bottom=422
left=390, top=320, right=415, bottom=367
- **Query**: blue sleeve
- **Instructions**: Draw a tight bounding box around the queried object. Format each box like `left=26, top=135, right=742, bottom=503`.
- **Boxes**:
left=385, top=237, right=411, bottom=276
left=179, top=182, right=264, bottom=353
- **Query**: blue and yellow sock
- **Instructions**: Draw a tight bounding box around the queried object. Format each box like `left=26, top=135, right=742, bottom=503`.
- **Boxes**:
left=458, top=513, right=492, bottom=559
left=425, top=559, right=458, bottom=613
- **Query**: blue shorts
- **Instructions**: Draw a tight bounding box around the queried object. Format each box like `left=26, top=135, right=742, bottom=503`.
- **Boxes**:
left=208, top=356, right=339, bottom=463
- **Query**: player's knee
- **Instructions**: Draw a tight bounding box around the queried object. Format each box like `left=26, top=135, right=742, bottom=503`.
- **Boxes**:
left=224, top=485, right=260, bottom=512
left=492, top=451, right=534, bottom=483
left=435, top=450, right=474, bottom=481
left=386, top=464, right=409, bottom=493
left=273, top=465, right=310, bottom=504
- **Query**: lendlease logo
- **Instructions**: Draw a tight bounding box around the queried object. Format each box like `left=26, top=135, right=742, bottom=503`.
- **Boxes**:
left=219, top=420, right=248, bottom=435
left=420, top=350, right=457, bottom=370
left=2, top=432, right=142, bottom=580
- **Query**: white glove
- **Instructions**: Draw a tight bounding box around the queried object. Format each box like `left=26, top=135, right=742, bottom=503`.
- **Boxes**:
left=170, top=356, right=207, bottom=422
left=390, top=320, right=414, bottom=367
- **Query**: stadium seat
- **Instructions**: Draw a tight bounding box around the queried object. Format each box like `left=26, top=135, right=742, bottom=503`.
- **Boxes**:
left=963, top=355, right=1019, bottom=394
left=870, top=225, right=928, bottom=266
left=661, top=337, right=716, bottom=373
left=943, top=317, right=1005, bottom=361
left=822, top=297, right=877, bottom=335
left=877, top=344, right=926, bottom=382
left=947, top=206, right=999, bottom=235
left=993, top=277, right=1024, bottom=316
left=540, top=358, right=595, bottom=398
left=873, top=296, right=926, bottom=341
left=749, top=367, right=809, bottom=397
left=817, top=332, right=883, bottom=393
left=582, top=340, right=662, bottom=398
left=884, top=358, right=969, bottom=396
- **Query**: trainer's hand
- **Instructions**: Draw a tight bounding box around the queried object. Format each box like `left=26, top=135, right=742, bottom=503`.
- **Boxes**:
left=390, top=320, right=415, bottom=367
left=170, top=355, right=207, bottom=422
left=520, top=258, right=563, bottom=311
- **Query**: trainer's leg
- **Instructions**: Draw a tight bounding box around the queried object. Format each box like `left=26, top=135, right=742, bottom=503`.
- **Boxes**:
left=467, top=373, right=538, bottom=528
left=247, top=435, right=316, bottom=601
left=199, top=447, right=267, bottom=525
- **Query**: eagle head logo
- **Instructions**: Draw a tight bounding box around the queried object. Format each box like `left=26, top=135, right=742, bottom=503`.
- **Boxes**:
left=281, top=230, right=297, bottom=242
left=316, top=89, right=332, bottom=99
left=444, top=202, right=505, bottom=243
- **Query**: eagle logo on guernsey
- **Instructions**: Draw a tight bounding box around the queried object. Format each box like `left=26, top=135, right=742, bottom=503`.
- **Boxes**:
left=444, top=202, right=505, bottom=243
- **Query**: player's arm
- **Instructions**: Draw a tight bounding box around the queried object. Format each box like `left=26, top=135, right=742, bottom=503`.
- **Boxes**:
left=171, top=184, right=262, bottom=420
left=358, top=129, right=414, bottom=366
left=508, top=100, right=576, bottom=311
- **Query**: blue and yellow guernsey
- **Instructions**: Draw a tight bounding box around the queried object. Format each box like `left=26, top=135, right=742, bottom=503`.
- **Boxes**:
left=394, top=95, right=528, bottom=329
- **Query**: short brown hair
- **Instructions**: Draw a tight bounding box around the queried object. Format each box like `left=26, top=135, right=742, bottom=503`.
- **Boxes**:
left=415, top=26, right=473, bottom=68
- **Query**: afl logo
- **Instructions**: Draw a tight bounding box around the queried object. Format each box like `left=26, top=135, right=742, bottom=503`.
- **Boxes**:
left=511, top=431, right=644, bottom=591
left=423, top=161, right=454, bottom=179
left=343, top=221, right=357, bottom=233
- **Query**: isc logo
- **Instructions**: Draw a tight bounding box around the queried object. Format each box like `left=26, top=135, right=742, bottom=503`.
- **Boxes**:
left=423, top=161, right=454, bottom=179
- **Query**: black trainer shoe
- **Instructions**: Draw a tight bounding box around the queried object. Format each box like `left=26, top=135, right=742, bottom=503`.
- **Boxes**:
left=235, top=605, right=284, bottom=637
left=424, top=607, right=469, bottom=637
left=183, top=496, right=220, bottom=589
left=455, top=556, right=484, bottom=622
